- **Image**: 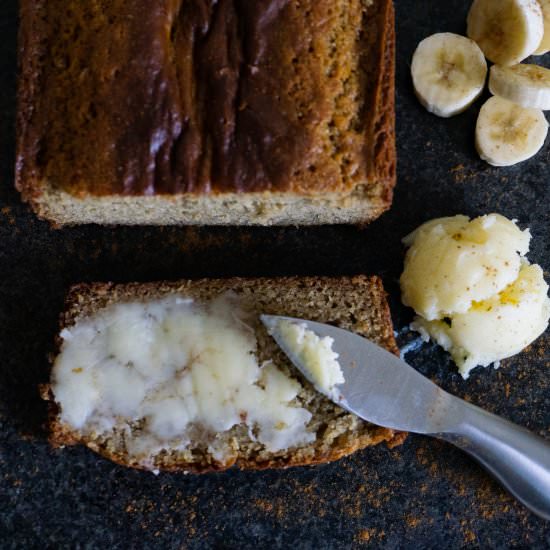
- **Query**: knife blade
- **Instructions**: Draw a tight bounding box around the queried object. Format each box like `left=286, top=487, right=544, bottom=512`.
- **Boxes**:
left=261, top=314, right=550, bottom=520
left=260, top=314, right=457, bottom=434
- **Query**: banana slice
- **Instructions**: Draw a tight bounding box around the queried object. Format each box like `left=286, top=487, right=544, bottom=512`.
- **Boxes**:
left=467, top=0, right=544, bottom=65
left=411, top=33, right=487, bottom=118
left=476, top=96, right=549, bottom=166
left=489, top=64, right=550, bottom=110
left=535, top=0, right=550, bottom=55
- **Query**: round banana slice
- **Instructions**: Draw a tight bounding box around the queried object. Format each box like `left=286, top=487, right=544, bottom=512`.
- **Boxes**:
left=489, top=64, right=550, bottom=110
left=475, top=96, right=549, bottom=166
left=534, top=0, right=550, bottom=55
left=467, top=0, right=544, bottom=66
left=411, top=33, right=487, bottom=118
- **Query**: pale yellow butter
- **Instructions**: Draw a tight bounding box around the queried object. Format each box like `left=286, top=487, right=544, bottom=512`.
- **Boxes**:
left=401, top=214, right=530, bottom=321
left=401, top=214, right=550, bottom=378
left=276, top=320, right=344, bottom=400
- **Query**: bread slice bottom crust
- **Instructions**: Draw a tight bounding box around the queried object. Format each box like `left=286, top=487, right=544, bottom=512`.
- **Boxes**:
left=42, top=276, right=405, bottom=472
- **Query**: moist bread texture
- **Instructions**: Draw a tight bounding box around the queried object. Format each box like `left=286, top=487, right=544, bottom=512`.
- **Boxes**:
left=17, top=0, right=396, bottom=226
left=42, top=276, right=404, bottom=472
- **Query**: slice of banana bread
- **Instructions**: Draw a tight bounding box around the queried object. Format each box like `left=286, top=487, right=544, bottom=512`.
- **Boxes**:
left=42, top=276, right=404, bottom=472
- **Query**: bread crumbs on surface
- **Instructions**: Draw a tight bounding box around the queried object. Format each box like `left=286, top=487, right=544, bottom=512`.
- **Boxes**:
left=463, top=527, right=477, bottom=544
left=356, top=528, right=374, bottom=542
left=450, top=164, right=477, bottom=183
left=354, top=528, right=385, bottom=543
left=253, top=499, right=274, bottom=513
left=1, top=206, right=16, bottom=225
left=404, top=515, right=421, bottom=528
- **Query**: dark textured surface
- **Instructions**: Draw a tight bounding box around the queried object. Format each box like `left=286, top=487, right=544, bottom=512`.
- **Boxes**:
left=0, top=0, right=549, bottom=548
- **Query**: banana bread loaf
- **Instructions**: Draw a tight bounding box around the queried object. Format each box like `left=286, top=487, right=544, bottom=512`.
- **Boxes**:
left=17, top=0, right=395, bottom=226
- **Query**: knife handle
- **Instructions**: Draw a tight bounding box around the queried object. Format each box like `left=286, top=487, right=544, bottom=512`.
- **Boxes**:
left=436, top=398, right=550, bottom=521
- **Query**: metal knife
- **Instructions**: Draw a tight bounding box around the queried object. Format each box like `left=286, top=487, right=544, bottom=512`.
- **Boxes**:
left=261, top=314, right=550, bottom=521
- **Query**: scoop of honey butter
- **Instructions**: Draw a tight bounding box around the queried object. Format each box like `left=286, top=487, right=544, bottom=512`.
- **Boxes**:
left=400, top=214, right=550, bottom=378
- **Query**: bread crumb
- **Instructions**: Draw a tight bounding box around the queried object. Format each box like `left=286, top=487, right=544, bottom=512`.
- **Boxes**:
left=355, top=528, right=385, bottom=542
left=405, top=515, right=421, bottom=528
left=356, top=528, right=375, bottom=542
left=253, top=500, right=274, bottom=513
left=461, top=520, right=477, bottom=544
left=1, top=206, right=16, bottom=225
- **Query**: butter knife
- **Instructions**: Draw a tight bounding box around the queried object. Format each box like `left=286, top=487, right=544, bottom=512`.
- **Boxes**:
left=261, top=315, right=550, bottom=520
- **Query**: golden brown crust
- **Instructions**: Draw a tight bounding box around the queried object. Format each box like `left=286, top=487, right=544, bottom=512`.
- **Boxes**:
left=46, top=416, right=399, bottom=474
left=16, top=1, right=396, bottom=225
left=44, top=276, right=405, bottom=472
left=369, top=0, right=396, bottom=209
left=16, top=0, right=45, bottom=203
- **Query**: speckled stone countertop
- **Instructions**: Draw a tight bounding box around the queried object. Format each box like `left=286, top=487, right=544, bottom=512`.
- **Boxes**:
left=1, top=0, right=549, bottom=548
